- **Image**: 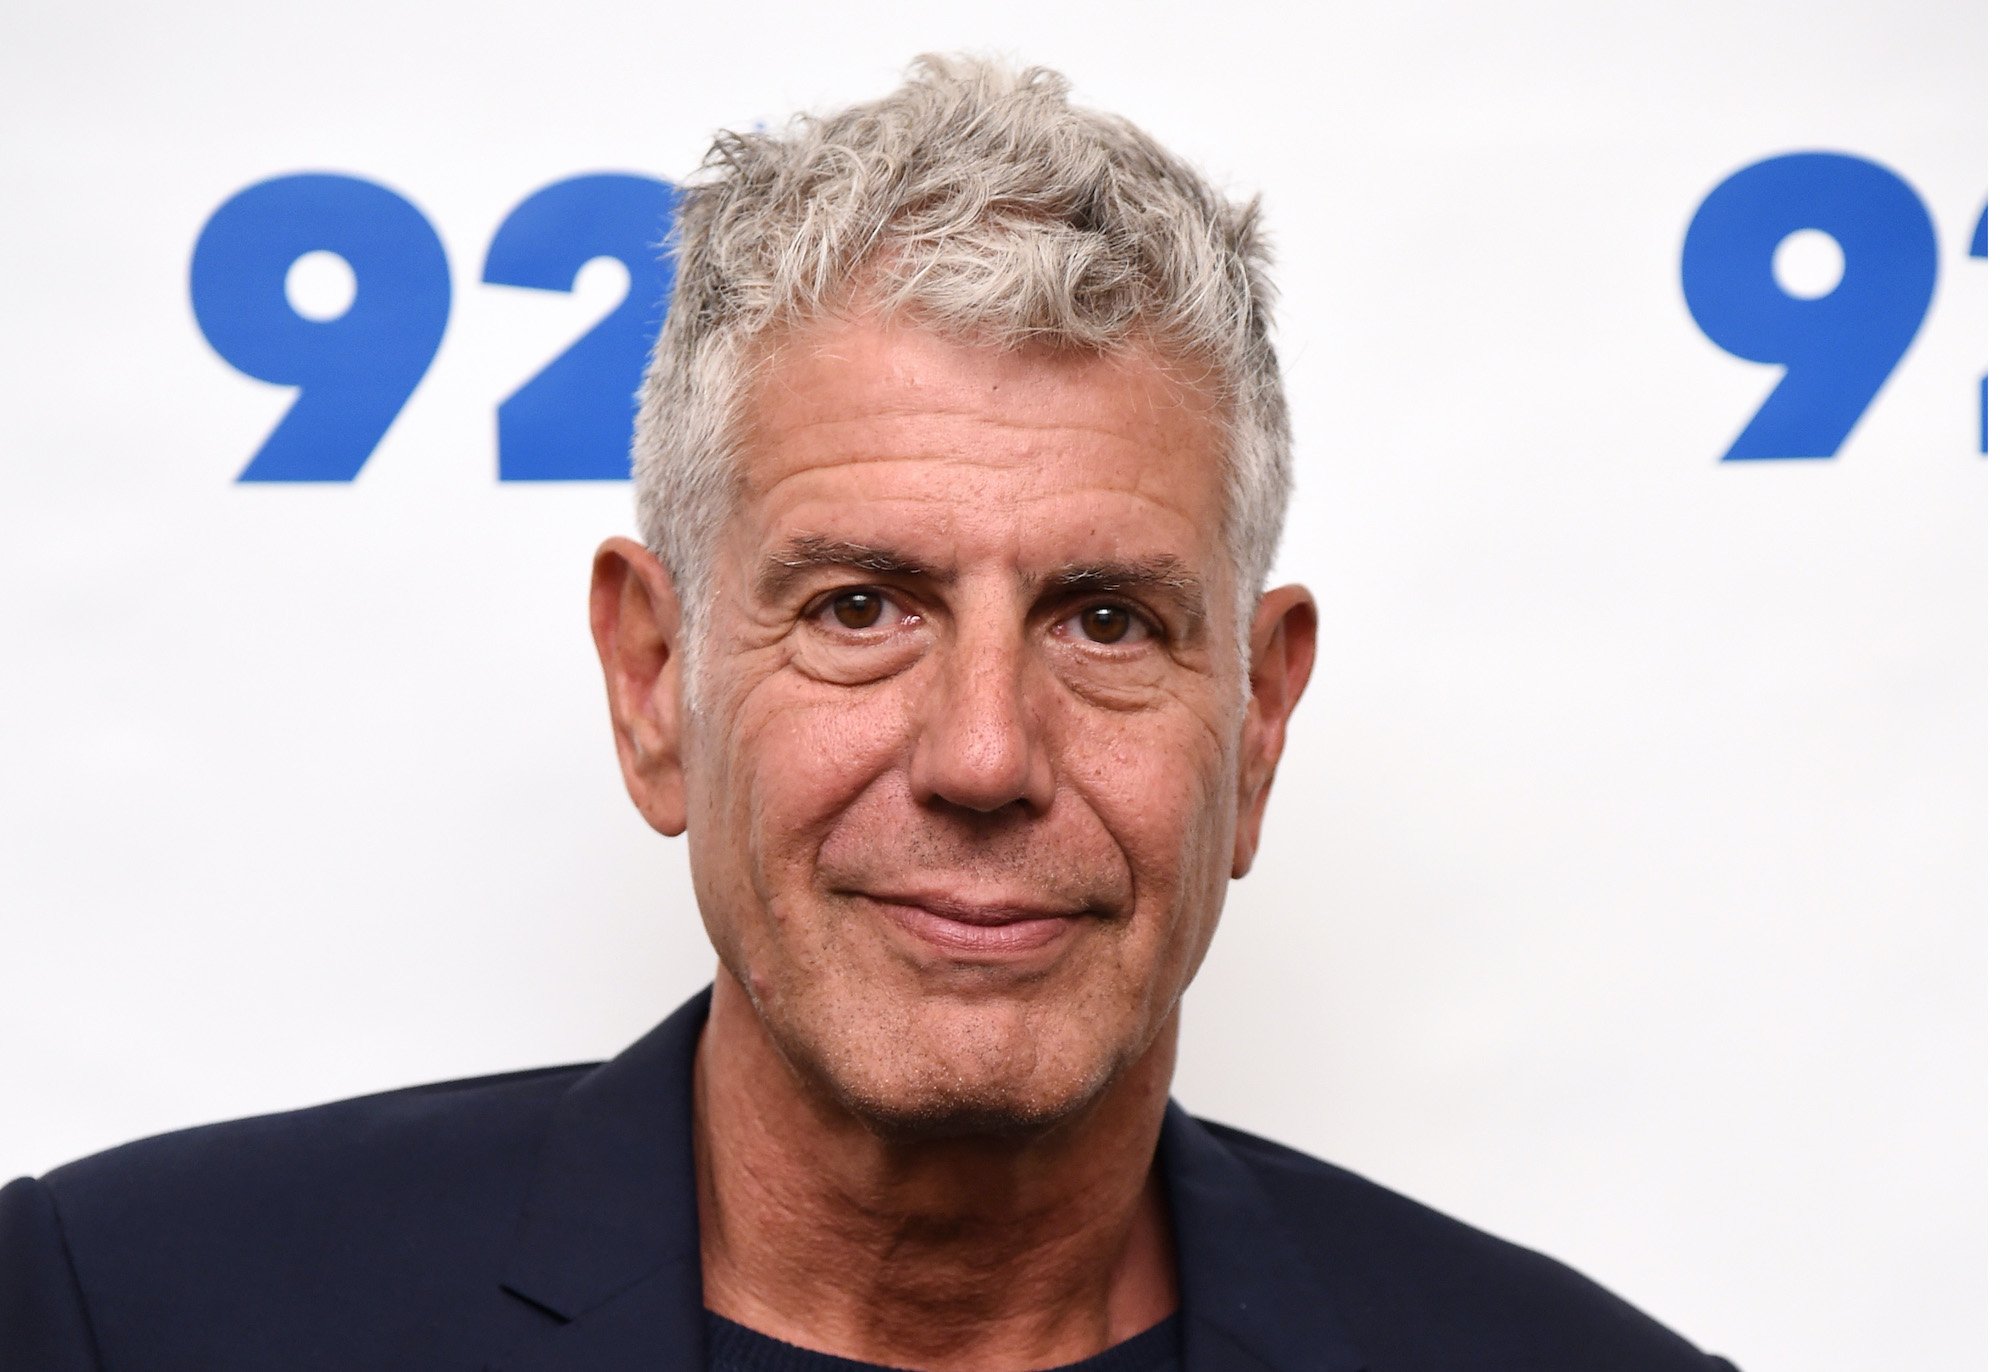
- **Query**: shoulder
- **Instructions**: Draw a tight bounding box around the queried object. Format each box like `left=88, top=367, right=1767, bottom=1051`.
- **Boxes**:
left=1192, top=1117, right=1737, bottom=1372
left=5, top=1062, right=594, bottom=1368
left=41, top=1060, right=590, bottom=1234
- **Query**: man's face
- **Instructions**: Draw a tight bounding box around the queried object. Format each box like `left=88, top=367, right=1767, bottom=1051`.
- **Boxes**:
left=611, top=315, right=1308, bottom=1134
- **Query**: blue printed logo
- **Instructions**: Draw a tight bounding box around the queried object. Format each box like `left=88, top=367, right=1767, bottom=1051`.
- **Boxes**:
left=1680, top=152, right=1985, bottom=458
left=190, top=156, right=1985, bottom=481
left=190, top=172, right=679, bottom=482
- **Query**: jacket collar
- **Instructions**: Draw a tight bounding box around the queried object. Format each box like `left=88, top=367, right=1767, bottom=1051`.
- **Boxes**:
left=495, top=987, right=1365, bottom=1372
left=493, top=988, right=710, bottom=1369
left=1160, top=1101, right=1366, bottom=1372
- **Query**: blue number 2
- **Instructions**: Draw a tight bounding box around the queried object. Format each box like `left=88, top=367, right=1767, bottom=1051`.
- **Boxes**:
left=1681, top=153, right=1937, bottom=460
left=1972, top=203, right=1987, bottom=454
left=190, top=174, right=451, bottom=482
left=482, top=174, right=681, bottom=480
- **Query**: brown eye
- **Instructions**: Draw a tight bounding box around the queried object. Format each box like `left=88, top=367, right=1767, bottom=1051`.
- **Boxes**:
left=1078, top=604, right=1133, bottom=644
left=829, top=591, right=886, bottom=630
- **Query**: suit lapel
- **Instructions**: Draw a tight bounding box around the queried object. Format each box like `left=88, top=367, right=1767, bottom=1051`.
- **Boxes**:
left=491, top=988, right=712, bottom=1370
left=1162, top=1103, right=1369, bottom=1372
left=495, top=1256, right=704, bottom=1371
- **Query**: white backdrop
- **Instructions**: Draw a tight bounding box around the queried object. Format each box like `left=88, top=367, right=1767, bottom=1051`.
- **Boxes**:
left=0, top=4, right=1983, bottom=1369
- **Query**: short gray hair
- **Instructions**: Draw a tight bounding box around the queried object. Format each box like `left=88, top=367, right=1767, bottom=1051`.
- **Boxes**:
left=631, top=55, right=1291, bottom=668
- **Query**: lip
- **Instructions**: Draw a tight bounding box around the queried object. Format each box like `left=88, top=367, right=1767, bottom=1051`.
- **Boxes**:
left=860, top=891, right=1083, bottom=957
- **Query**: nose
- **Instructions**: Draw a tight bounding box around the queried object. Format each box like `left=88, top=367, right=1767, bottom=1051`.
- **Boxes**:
left=908, top=623, right=1056, bottom=815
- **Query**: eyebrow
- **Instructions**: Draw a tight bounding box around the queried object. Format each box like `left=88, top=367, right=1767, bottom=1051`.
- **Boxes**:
left=758, top=535, right=948, bottom=603
left=757, top=536, right=1209, bottom=633
left=1048, top=556, right=1208, bottom=633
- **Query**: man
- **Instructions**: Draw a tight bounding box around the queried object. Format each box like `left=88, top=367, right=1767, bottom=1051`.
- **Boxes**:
left=1, top=58, right=1735, bottom=1371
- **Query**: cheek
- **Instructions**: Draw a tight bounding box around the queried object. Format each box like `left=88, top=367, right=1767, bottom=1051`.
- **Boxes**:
left=1066, top=707, right=1237, bottom=925
left=698, top=673, right=916, bottom=900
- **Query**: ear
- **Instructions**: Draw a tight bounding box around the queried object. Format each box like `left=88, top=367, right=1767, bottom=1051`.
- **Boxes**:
left=1232, top=585, right=1317, bottom=878
left=589, top=537, right=688, bottom=837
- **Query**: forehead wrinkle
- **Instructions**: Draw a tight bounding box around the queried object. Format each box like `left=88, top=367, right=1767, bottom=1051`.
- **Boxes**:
left=754, top=409, right=1196, bottom=463
left=747, top=445, right=1207, bottom=526
left=742, top=447, right=1076, bottom=517
left=746, top=361, right=1216, bottom=444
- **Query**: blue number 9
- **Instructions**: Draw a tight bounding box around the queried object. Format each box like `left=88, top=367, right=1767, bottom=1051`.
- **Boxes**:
left=190, top=174, right=451, bottom=482
left=482, top=174, right=680, bottom=481
left=190, top=176, right=450, bottom=484
left=1681, top=152, right=1936, bottom=460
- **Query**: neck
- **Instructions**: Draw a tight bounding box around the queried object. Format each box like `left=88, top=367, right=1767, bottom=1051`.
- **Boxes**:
left=693, top=972, right=1180, bottom=1371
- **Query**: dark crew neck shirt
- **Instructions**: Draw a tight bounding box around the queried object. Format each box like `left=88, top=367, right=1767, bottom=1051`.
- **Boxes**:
left=706, top=1310, right=1182, bottom=1372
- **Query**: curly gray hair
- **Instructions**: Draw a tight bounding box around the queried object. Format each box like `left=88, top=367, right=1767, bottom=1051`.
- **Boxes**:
left=632, top=55, right=1290, bottom=674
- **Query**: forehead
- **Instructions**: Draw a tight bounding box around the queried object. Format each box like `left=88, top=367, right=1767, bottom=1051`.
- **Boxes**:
left=730, top=316, right=1231, bottom=568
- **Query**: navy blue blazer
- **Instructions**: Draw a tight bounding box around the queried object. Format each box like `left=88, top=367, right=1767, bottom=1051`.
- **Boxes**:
left=1, top=989, right=1736, bottom=1371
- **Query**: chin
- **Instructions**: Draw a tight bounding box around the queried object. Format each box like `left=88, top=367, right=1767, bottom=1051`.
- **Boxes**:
left=774, top=988, right=1132, bottom=1141
left=834, top=1089, right=1085, bottom=1143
